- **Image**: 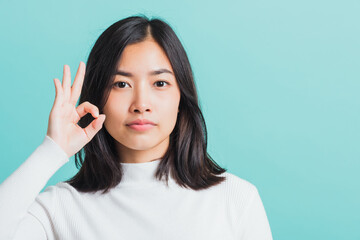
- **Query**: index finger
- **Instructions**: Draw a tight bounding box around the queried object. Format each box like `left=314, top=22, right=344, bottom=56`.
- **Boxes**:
left=70, top=61, right=86, bottom=106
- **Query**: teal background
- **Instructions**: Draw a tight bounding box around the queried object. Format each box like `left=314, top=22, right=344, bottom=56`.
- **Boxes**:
left=0, top=0, right=359, bottom=239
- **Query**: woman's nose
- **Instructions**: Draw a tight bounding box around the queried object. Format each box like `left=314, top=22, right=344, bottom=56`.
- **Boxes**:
left=129, top=86, right=152, bottom=114
left=131, top=103, right=151, bottom=113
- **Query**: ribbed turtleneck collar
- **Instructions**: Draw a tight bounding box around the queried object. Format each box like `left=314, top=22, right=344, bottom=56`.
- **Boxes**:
left=116, top=159, right=171, bottom=187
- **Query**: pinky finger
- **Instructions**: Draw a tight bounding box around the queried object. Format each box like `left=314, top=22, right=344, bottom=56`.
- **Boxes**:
left=53, top=78, right=64, bottom=107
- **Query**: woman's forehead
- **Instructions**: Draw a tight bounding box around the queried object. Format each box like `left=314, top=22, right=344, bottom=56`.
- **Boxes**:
left=116, top=39, right=173, bottom=71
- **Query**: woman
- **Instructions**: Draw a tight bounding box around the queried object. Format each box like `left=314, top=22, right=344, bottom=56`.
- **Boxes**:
left=0, top=15, right=273, bottom=239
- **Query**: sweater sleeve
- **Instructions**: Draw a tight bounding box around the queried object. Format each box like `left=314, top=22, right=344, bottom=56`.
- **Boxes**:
left=238, top=187, right=273, bottom=240
left=12, top=213, right=47, bottom=239
left=0, top=135, right=69, bottom=240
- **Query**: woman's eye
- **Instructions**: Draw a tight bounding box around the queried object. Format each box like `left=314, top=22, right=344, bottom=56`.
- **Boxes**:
left=114, top=81, right=129, bottom=88
left=113, top=81, right=169, bottom=88
left=155, top=81, right=169, bottom=87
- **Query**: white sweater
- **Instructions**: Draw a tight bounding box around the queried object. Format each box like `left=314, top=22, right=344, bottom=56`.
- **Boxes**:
left=0, top=135, right=273, bottom=240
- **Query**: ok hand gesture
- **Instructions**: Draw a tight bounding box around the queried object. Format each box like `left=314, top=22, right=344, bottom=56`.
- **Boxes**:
left=46, top=62, right=106, bottom=158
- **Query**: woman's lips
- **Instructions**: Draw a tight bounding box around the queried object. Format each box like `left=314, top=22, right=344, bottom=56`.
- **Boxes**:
left=127, top=124, right=155, bottom=131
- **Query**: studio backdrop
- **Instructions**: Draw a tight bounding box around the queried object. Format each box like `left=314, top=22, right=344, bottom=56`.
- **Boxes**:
left=0, top=0, right=359, bottom=239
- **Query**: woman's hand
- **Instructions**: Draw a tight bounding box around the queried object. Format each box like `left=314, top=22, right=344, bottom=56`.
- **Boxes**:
left=46, top=62, right=106, bottom=158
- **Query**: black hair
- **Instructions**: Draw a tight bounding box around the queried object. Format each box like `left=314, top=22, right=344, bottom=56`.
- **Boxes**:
left=65, top=14, right=227, bottom=194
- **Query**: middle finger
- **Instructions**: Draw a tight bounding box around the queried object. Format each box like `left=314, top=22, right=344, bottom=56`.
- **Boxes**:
left=70, top=61, right=85, bottom=106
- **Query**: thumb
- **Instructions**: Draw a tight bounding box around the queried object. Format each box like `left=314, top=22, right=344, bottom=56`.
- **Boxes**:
left=84, top=114, right=106, bottom=140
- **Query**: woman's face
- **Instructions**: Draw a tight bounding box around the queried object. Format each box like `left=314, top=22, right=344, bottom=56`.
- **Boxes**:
left=103, top=37, right=181, bottom=163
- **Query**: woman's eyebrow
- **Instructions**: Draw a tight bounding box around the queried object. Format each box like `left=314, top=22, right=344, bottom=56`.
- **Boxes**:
left=115, top=68, right=174, bottom=77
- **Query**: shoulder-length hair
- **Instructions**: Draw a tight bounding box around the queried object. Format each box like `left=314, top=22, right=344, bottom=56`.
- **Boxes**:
left=65, top=14, right=227, bottom=194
